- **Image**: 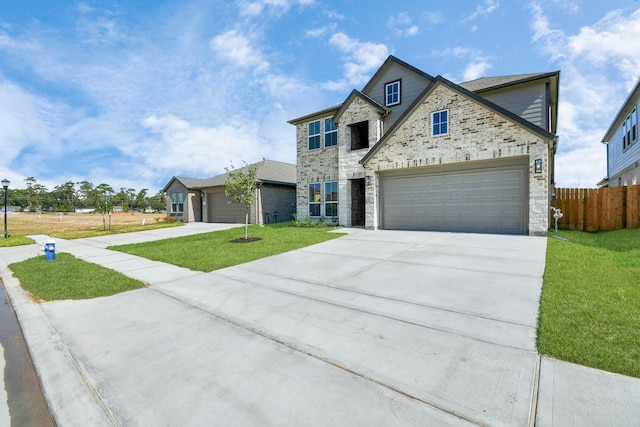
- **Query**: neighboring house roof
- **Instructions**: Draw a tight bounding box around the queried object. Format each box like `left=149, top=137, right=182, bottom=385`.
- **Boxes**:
left=361, top=75, right=558, bottom=165
left=162, top=159, right=296, bottom=192
left=332, top=90, right=388, bottom=125
left=602, top=76, right=640, bottom=143
left=459, top=71, right=560, bottom=93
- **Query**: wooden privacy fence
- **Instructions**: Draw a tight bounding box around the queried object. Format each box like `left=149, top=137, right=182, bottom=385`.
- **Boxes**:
left=552, top=185, right=640, bottom=231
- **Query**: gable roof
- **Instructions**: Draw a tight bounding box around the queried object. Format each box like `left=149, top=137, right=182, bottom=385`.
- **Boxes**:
left=332, top=90, right=388, bottom=125
left=162, top=159, right=296, bottom=192
left=602, top=76, right=640, bottom=143
left=361, top=55, right=434, bottom=94
left=459, top=71, right=560, bottom=93
left=287, top=104, right=342, bottom=125
left=361, top=75, right=557, bottom=165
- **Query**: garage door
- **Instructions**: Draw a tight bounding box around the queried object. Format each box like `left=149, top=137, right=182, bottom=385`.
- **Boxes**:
left=207, top=190, right=246, bottom=223
left=380, top=161, right=528, bottom=234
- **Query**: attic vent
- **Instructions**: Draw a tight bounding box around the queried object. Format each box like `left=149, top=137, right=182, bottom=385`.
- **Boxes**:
left=349, top=121, right=369, bottom=150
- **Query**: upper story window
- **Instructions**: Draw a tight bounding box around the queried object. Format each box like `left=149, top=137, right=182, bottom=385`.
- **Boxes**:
left=385, top=80, right=401, bottom=106
left=324, top=118, right=338, bottom=147
left=623, top=108, right=637, bottom=150
left=432, top=110, right=449, bottom=136
left=349, top=121, right=369, bottom=150
left=308, top=120, right=321, bottom=150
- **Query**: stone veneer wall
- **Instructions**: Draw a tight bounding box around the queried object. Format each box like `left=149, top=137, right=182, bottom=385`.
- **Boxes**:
left=336, top=97, right=384, bottom=226
left=295, top=114, right=339, bottom=221
left=363, top=83, right=552, bottom=235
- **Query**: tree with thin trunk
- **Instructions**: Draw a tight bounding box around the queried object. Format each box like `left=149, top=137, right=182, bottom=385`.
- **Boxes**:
left=224, top=162, right=258, bottom=240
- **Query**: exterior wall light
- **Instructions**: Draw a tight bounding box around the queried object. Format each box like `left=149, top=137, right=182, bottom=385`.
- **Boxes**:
left=534, top=159, right=542, bottom=174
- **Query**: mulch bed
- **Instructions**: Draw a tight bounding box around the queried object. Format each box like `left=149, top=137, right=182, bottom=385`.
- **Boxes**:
left=230, top=237, right=262, bottom=243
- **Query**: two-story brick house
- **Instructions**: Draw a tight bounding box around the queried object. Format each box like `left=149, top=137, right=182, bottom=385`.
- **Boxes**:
left=288, top=56, right=559, bottom=235
left=601, top=77, right=640, bottom=187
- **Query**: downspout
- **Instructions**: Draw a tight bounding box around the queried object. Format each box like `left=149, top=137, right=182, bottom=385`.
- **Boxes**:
left=256, top=184, right=262, bottom=225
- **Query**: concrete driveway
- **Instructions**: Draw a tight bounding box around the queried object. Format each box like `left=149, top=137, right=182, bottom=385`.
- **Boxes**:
left=2, top=226, right=639, bottom=426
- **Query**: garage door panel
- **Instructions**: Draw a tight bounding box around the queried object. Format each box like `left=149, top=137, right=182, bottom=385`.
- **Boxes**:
left=381, top=162, right=527, bottom=234
left=208, top=191, right=246, bottom=223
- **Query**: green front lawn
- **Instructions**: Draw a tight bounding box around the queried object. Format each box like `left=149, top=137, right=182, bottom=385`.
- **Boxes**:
left=0, top=236, right=35, bottom=247
left=538, top=228, right=640, bottom=377
left=9, top=253, right=146, bottom=301
left=109, top=222, right=344, bottom=272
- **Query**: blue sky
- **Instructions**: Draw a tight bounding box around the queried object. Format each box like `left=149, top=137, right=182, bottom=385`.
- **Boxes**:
left=1, top=0, right=640, bottom=193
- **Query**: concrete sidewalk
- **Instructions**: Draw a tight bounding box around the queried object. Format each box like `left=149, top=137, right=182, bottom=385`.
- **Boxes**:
left=1, top=225, right=639, bottom=426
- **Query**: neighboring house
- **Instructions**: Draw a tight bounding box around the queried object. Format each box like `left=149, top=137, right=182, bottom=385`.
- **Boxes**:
left=162, top=159, right=296, bottom=224
left=289, top=55, right=559, bottom=235
left=600, top=77, right=640, bottom=187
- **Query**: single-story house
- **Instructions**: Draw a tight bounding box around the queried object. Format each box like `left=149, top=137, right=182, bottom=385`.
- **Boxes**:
left=162, top=159, right=296, bottom=224
left=600, top=77, right=640, bottom=187
left=289, top=55, right=559, bottom=235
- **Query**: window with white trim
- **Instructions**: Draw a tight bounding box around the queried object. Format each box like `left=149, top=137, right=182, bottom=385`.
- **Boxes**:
left=624, top=108, right=637, bottom=150
left=432, top=110, right=448, bottom=136
left=309, top=183, right=321, bottom=217
left=177, top=193, right=184, bottom=213
left=324, top=181, right=338, bottom=218
left=308, top=120, right=320, bottom=150
left=385, top=80, right=401, bottom=106
left=324, top=118, right=337, bottom=147
left=171, top=193, right=184, bottom=213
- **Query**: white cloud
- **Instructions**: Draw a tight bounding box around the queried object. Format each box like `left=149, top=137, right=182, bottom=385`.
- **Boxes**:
left=305, top=23, right=337, bottom=38
left=210, top=30, right=270, bottom=71
left=0, top=80, right=61, bottom=162
left=237, top=0, right=314, bottom=17
left=388, top=12, right=419, bottom=37
left=423, top=11, right=444, bottom=25
left=434, top=47, right=492, bottom=82
left=140, top=114, right=272, bottom=176
left=530, top=3, right=640, bottom=187
left=463, top=61, right=492, bottom=81
left=466, top=0, right=500, bottom=21
left=323, top=32, right=389, bottom=91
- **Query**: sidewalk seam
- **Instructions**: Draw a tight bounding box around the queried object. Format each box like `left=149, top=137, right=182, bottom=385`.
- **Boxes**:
left=528, top=353, right=542, bottom=427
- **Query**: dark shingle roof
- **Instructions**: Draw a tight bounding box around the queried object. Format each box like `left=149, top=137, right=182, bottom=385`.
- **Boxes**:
left=459, top=72, right=559, bottom=93
left=164, top=159, right=296, bottom=192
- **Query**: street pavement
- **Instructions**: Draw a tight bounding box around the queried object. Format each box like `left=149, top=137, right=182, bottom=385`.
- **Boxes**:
left=0, top=223, right=639, bottom=426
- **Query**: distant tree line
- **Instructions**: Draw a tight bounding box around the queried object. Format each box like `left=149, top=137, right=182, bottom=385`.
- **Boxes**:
left=1, top=177, right=166, bottom=213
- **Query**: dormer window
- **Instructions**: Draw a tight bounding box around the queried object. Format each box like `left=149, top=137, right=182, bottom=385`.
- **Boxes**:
left=385, top=80, right=401, bottom=106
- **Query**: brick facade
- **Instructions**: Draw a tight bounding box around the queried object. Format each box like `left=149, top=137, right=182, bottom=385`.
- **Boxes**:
left=290, top=57, right=557, bottom=235
left=363, top=83, right=551, bottom=234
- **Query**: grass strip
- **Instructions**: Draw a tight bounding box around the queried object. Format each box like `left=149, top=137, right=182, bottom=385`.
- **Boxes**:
left=0, top=236, right=35, bottom=247
left=110, top=222, right=344, bottom=272
left=9, top=253, right=145, bottom=301
left=538, top=229, right=640, bottom=377
left=50, top=222, right=181, bottom=239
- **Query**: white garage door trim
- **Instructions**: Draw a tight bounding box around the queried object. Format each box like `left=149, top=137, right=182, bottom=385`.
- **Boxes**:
left=379, top=158, right=529, bottom=234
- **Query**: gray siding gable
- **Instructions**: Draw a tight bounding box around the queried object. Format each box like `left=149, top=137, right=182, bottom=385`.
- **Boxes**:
left=481, top=82, right=547, bottom=130
left=361, top=56, right=434, bottom=129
